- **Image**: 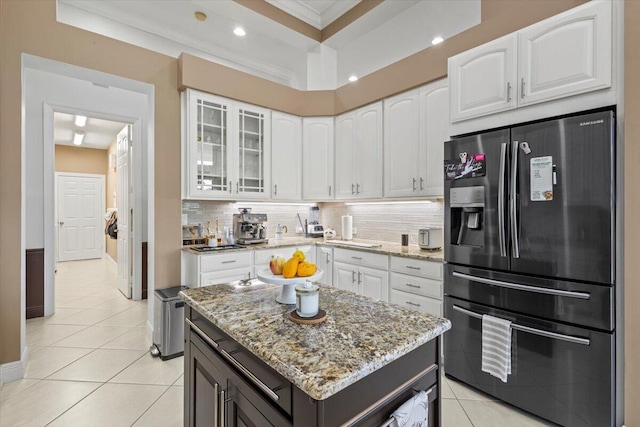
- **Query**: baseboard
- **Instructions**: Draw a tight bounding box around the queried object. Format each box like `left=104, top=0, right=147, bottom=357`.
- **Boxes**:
left=104, top=252, right=117, bottom=270
left=0, top=346, right=29, bottom=384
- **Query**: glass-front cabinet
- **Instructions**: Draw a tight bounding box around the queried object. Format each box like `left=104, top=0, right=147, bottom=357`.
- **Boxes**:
left=184, top=89, right=270, bottom=199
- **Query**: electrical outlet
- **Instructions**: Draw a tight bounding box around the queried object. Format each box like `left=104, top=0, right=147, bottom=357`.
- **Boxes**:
left=295, top=226, right=303, bottom=233
left=352, top=227, right=357, bottom=235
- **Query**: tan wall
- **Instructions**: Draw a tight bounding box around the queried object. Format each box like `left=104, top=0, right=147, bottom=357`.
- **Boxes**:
left=625, top=1, right=640, bottom=424
left=0, top=0, right=181, bottom=365
left=55, top=145, right=108, bottom=175
left=106, top=141, right=117, bottom=262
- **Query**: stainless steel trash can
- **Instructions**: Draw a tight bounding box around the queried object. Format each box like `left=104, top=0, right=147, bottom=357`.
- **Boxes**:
left=152, top=286, right=186, bottom=360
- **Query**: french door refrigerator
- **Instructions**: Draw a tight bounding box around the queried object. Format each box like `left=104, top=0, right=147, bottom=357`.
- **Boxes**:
left=443, top=109, right=616, bottom=427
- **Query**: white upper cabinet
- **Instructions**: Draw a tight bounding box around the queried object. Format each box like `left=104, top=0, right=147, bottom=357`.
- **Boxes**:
left=518, top=0, right=612, bottom=106
left=384, top=90, right=421, bottom=198
left=302, top=118, right=334, bottom=201
left=449, top=34, right=518, bottom=123
left=419, top=79, right=449, bottom=197
left=449, top=0, right=612, bottom=123
left=271, top=111, right=302, bottom=201
left=334, top=102, right=383, bottom=200
left=183, top=90, right=270, bottom=200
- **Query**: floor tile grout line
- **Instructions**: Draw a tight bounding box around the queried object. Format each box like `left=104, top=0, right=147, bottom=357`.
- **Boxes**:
left=43, top=380, right=109, bottom=427
left=456, top=397, right=478, bottom=427
left=0, top=379, right=43, bottom=406
left=129, top=384, right=174, bottom=426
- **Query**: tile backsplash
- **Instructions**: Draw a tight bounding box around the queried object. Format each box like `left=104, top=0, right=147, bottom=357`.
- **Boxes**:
left=183, top=200, right=444, bottom=244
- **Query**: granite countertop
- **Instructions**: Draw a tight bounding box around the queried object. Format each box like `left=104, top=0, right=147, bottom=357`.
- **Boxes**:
left=180, top=283, right=451, bottom=401
left=183, top=237, right=444, bottom=262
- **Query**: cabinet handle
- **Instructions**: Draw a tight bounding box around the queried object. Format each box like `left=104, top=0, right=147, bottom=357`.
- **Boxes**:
left=351, top=256, right=362, bottom=260
left=236, top=181, right=239, bottom=193
left=214, top=383, right=220, bottom=427
left=507, top=82, right=512, bottom=102
left=352, top=271, right=356, bottom=283
left=406, top=265, right=421, bottom=270
left=521, top=78, right=525, bottom=99
left=412, top=178, right=417, bottom=191
left=221, top=260, right=236, bottom=264
left=274, top=184, right=278, bottom=195
left=420, top=177, right=424, bottom=191
left=247, top=272, right=251, bottom=279
left=352, top=183, right=355, bottom=195
left=406, top=301, right=421, bottom=307
left=329, top=185, right=332, bottom=196
left=219, top=388, right=226, bottom=426
left=228, top=183, right=232, bottom=193
left=186, top=318, right=219, bottom=349
left=356, top=183, right=360, bottom=194
left=218, top=347, right=280, bottom=401
left=357, top=271, right=362, bottom=285
left=406, top=283, right=421, bottom=289
left=326, top=253, right=330, bottom=264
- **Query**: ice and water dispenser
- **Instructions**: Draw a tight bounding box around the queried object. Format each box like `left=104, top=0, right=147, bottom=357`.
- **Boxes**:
left=449, top=186, right=484, bottom=247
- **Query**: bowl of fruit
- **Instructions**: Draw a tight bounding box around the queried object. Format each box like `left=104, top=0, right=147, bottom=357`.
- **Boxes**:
left=257, top=250, right=323, bottom=304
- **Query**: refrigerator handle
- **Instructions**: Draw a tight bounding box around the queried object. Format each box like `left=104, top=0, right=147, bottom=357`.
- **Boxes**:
left=498, top=143, right=508, bottom=257
left=510, top=141, right=520, bottom=258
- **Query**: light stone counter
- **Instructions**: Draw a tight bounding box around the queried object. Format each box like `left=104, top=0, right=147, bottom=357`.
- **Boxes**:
left=183, top=237, right=444, bottom=262
left=180, top=283, right=450, bottom=401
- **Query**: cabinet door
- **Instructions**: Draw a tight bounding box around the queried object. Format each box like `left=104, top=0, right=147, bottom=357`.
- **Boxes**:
left=234, top=104, right=271, bottom=199
left=356, top=102, right=384, bottom=199
left=187, top=91, right=234, bottom=198
left=225, top=381, right=273, bottom=427
left=419, top=79, right=449, bottom=197
left=315, top=246, right=333, bottom=286
left=449, top=34, right=517, bottom=122
left=518, top=0, right=611, bottom=106
left=271, top=112, right=302, bottom=201
left=302, top=118, right=334, bottom=201
left=334, top=112, right=356, bottom=199
left=358, top=266, right=389, bottom=302
left=187, top=335, right=226, bottom=427
left=333, top=261, right=356, bottom=293
left=384, top=91, right=420, bottom=198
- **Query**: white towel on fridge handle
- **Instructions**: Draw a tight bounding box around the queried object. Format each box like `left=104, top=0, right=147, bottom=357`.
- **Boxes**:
left=481, top=314, right=512, bottom=383
left=388, top=390, right=428, bottom=427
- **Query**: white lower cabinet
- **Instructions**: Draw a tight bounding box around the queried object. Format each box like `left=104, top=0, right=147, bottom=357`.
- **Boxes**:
left=183, top=251, right=254, bottom=287
left=332, top=248, right=389, bottom=301
left=333, top=261, right=359, bottom=294
left=389, top=256, right=443, bottom=316
left=315, top=246, right=333, bottom=286
left=359, top=266, right=389, bottom=301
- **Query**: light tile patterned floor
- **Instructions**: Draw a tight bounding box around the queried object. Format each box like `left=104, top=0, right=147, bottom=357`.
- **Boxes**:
left=0, top=259, right=553, bottom=426
left=0, top=259, right=184, bottom=427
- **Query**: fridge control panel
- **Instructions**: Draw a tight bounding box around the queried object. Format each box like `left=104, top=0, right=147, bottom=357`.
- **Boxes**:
left=450, top=186, right=484, bottom=208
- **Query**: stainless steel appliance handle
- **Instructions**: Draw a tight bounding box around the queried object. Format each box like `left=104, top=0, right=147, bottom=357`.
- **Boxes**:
left=218, top=347, right=280, bottom=401
left=452, top=271, right=590, bottom=299
left=510, top=141, right=520, bottom=258
left=498, top=142, right=508, bottom=257
left=452, top=305, right=590, bottom=346
left=214, top=383, right=220, bottom=427
left=186, top=318, right=219, bottom=349
left=219, top=388, right=225, bottom=426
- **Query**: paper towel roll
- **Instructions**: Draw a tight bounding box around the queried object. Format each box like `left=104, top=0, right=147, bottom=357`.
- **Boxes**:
left=341, top=215, right=353, bottom=241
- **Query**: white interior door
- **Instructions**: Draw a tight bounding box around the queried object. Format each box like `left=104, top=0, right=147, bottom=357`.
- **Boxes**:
left=57, top=174, right=104, bottom=262
left=117, top=125, right=132, bottom=298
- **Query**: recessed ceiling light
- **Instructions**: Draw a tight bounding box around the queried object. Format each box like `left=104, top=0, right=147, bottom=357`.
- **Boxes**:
left=348, top=75, right=358, bottom=82
left=234, top=27, right=246, bottom=37
left=73, top=131, right=85, bottom=146
left=195, top=11, right=207, bottom=21
left=432, top=36, right=444, bottom=45
left=74, top=115, right=87, bottom=127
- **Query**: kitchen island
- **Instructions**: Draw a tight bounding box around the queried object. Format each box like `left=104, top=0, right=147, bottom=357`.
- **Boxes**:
left=180, top=281, right=450, bottom=426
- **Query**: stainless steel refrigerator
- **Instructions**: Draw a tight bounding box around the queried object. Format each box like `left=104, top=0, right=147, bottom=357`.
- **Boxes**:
left=443, top=109, right=616, bottom=427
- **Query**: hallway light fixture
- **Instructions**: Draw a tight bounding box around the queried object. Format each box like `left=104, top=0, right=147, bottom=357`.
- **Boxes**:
left=432, top=36, right=444, bottom=45
left=73, top=131, right=85, bottom=146
left=234, top=27, right=246, bottom=36
left=348, top=75, right=358, bottom=82
left=74, top=115, right=87, bottom=127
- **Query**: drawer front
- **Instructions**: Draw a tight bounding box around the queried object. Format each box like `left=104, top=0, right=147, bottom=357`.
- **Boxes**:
left=333, top=248, right=388, bottom=269
left=390, top=272, right=442, bottom=300
left=390, top=256, right=442, bottom=279
left=200, top=267, right=254, bottom=287
left=200, top=251, right=253, bottom=273
left=390, top=289, right=442, bottom=316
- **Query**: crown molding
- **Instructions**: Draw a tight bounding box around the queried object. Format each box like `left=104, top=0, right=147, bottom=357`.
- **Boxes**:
left=265, top=0, right=361, bottom=29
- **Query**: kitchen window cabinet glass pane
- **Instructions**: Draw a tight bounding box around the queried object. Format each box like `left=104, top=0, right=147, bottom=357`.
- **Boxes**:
left=238, top=109, right=264, bottom=194
left=196, top=99, right=227, bottom=192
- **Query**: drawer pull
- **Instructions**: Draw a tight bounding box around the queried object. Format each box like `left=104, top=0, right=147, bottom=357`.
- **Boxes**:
left=218, top=347, right=280, bottom=402
left=352, top=256, right=363, bottom=260
left=186, top=318, right=219, bottom=349
left=221, top=260, right=237, bottom=264
left=406, top=266, right=421, bottom=270
left=406, top=301, right=421, bottom=307
left=406, top=284, right=421, bottom=289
